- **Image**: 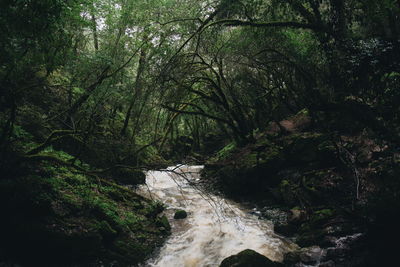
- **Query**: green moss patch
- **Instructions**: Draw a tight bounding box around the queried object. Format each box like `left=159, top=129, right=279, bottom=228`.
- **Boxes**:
left=220, top=249, right=282, bottom=267
left=0, top=156, right=168, bottom=266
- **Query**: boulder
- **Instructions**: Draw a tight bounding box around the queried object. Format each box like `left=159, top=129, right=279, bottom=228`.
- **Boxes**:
left=220, top=249, right=282, bottom=267
left=288, top=208, right=307, bottom=224
left=174, top=209, right=188, bottom=219
left=283, top=246, right=325, bottom=265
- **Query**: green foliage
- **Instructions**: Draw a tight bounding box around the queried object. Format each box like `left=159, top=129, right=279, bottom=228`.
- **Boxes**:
left=156, top=215, right=171, bottom=231
left=1, top=0, right=399, bottom=264
left=0, top=157, right=168, bottom=265
left=211, top=142, right=237, bottom=162
left=11, top=125, right=31, bottom=139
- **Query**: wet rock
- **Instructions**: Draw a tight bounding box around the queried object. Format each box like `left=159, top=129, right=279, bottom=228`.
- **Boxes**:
left=260, top=207, right=288, bottom=224
left=283, top=251, right=301, bottom=264
left=220, top=249, right=282, bottom=267
left=288, top=208, right=307, bottom=224
left=319, top=260, right=335, bottom=267
left=174, top=209, right=187, bottom=219
left=249, top=208, right=262, bottom=217
left=324, top=224, right=348, bottom=236
left=283, top=246, right=325, bottom=265
left=324, top=233, right=364, bottom=261
left=326, top=247, right=347, bottom=259
left=299, top=246, right=325, bottom=264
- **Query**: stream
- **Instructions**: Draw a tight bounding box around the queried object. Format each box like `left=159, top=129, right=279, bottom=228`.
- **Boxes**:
left=137, top=165, right=297, bottom=267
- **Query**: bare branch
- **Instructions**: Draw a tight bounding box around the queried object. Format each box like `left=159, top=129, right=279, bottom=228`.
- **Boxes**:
left=204, top=19, right=328, bottom=33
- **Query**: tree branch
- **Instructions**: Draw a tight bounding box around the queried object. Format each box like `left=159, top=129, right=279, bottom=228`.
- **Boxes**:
left=205, top=19, right=328, bottom=33
left=26, top=130, right=81, bottom=155
left=161, top=104, right=237, bottom=130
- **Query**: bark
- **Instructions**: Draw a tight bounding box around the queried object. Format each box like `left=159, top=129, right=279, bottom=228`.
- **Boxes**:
left=120, top=44, right=147, bottom=136
left=91, top=13, right=99, bottom=51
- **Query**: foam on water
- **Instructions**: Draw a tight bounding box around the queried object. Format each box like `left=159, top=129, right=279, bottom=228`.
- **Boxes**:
left=138, top=165, right=296, bottom=267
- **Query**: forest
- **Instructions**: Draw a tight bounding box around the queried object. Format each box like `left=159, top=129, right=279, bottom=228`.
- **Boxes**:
left=0, top=0, right=399, bottom=266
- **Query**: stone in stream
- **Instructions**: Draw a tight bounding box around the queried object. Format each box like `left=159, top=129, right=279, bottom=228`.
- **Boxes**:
left=283, top=246, right=325, bottom=265
left=220, top=249, right=283, bottom=267
left=174, top=209, right=188, bottom=219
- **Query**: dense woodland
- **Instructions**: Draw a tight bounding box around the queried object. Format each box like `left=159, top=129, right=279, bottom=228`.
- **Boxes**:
left=0, top=0, right=399, bottom=266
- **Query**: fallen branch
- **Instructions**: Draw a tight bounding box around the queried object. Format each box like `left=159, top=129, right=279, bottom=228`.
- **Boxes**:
left=26, top=130, right=81, bottom=155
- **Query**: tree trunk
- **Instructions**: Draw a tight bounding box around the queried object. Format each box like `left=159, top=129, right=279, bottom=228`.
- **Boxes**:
left=91, top=13, right=99, bottom=51
left=120, top=44, right=147, bottom=136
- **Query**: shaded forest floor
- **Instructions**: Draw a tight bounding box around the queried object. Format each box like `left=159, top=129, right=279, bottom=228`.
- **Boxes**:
left=0, top=154, right=170, bottom=266
left=0, top=88, right=172, bottom=266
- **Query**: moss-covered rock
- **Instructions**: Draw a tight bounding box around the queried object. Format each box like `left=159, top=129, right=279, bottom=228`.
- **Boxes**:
left=174, top=209, right=188, bottom=219
left=202, top=130, right=339, bottom=202
left=284, top=246, right=325, bottom=265
left=220, top=249, right=282, bottom=267
left=203, top=139, right=285, bottom=198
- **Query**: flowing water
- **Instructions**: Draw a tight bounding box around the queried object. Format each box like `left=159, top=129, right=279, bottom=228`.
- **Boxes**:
left=137, top=165, right=297, bottom=267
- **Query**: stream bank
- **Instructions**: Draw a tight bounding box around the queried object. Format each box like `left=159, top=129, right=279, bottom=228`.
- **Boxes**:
left=0, top=154, right=169, bottom=266
left=200, top=111, right=400, bottom=266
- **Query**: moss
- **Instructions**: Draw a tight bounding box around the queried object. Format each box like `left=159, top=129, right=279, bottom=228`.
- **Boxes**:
left=156, top=215, right=171, bottom=231
left=311, top=209, right=335, bottom=224
left=143, top=201, right=164, bottom=218
left=281, top=180, right=290, bottom=187
left=174, top=209, right=188, bottom=219
left=302, top=176, right=318, bottom=192
left=210, top=142, right=237, bottom=162
left=317, top=140, right=336, bottom=153
left=0, top=152, right=168, bottom=266
left=242, top=152, right=259, bottom=167
left=220, top=249, right=282, bottom=267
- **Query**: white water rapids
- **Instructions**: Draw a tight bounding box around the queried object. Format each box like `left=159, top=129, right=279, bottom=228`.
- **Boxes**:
left=137, top=165, right=297, bottom=267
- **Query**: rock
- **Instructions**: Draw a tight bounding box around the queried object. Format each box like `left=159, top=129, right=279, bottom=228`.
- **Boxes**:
left=319, top=260, right=335, bottom=267
left=299, top=246, right=325, bottom=264
left=288, top=208, right=307, bottom=224
left=283, top=246, right=325, bottom=266
left=260, top=207, right=288, bottom=224
left=220, top=249, right=282, bottom=267
left=283, top=251, right=301, bottom=264
left=174, top=209, right=187, bottom=219
left=156, top=215, right=171, bottom=231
